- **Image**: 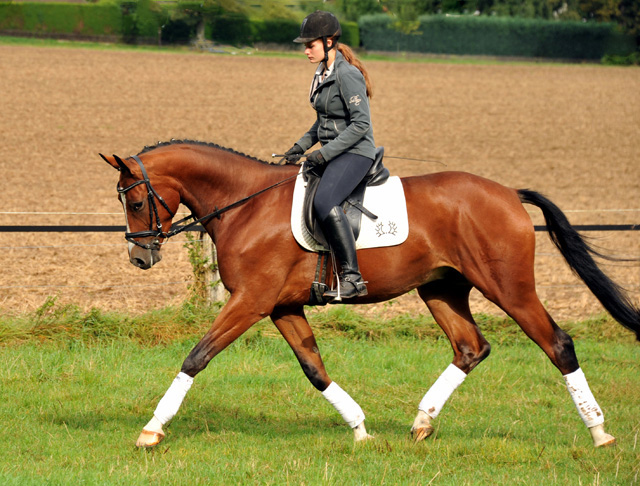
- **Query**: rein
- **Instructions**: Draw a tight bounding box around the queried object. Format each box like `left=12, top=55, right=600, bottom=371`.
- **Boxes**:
left=118, top=155, right=308, bottom=249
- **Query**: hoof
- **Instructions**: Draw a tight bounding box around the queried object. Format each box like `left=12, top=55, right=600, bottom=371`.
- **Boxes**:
left=355, top=433, right=375, bottom=442
left=595, top=435, right=616, bottom=448
left=353, top=422, right=374, bottom=442
left=589, top=424, right=616, bottom=448
left=136, top=429, right=165, bottom=448
left=411, top=425, right=434, bottom=443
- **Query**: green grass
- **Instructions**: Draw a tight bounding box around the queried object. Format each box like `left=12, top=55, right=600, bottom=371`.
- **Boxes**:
left=0, top=34, right=571, bottom=66
left=0, top=34, right=296, bottom=55
left=0, top=303, right=638, bottom=484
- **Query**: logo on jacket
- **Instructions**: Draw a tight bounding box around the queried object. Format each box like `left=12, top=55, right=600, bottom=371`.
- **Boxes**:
left=349, top=95, right=362, bottom=106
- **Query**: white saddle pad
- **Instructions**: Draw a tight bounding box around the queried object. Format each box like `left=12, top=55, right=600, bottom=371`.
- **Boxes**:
left=290, top=169, right=409, bottom=252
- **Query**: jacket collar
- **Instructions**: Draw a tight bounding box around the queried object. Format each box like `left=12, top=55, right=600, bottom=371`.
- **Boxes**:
left=321, top=50, right=344, bottom=83
left=309, top=50, right=344, bottom=102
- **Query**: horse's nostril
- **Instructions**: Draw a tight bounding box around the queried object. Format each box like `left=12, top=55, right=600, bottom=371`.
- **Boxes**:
left=132, top=257, right=149, bottom=269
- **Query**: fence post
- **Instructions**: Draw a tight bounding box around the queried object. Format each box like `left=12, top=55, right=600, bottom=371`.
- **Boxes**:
left=199, top=231, right=227, bottom=304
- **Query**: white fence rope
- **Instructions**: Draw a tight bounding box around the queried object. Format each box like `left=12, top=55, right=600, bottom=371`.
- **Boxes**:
left=0, top=238, right=198, bottom=250
left=0, top=211, right=192, bottom=216
left=0, top=282, right=188, bottom=290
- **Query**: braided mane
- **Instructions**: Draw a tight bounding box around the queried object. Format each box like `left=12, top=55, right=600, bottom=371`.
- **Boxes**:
left=137, top=139, right=296, bottom=166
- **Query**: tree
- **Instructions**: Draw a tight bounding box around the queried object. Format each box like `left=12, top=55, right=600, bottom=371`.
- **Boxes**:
left=338, top=0, right=384, bottom=21
left=579, top=0, right=640, bottom=44
left=618, top=0, right=640, bottom=46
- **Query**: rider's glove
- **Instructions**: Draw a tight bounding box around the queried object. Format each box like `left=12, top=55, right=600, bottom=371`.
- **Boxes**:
left=305, top=150, right=325, bottom=167
left=284, top=144, right=304, bottom=163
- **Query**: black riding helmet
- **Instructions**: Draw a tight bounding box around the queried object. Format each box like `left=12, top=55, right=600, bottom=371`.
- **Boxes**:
left=294, top=11, right=342, bottom=66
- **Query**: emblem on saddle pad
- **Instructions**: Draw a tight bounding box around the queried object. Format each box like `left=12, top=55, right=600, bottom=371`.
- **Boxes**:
left=290, top=157, right=409, bottom=253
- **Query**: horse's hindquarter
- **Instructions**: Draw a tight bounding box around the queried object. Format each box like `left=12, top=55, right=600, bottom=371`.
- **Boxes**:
left=357, top=172, right=536, bottom=300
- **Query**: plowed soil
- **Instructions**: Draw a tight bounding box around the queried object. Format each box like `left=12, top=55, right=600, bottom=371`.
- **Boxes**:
left=1, top=43, right=638, bottom=322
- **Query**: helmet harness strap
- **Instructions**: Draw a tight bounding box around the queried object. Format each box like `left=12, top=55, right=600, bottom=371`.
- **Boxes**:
left=322, top=36, right=337, bottom=71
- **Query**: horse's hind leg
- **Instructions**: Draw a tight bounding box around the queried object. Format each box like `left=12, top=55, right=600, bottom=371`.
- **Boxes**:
left=271, top=306, right=372, bottom=441
left=411, top=277, right=491, bottom=441
left=478, top=268, right=615, bottom=447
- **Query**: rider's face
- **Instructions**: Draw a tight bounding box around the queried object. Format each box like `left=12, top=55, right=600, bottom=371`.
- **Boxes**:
left=304, top=38, right=332, bottom=64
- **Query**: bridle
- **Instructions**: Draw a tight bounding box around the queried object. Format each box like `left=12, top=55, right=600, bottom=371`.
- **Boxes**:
left=117, top=154, right=308, bottom=250
left=117, top=155, right=175, bottom=251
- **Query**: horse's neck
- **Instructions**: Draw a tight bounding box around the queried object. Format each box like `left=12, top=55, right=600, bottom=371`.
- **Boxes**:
left=173, top=149, right=284, bottom=220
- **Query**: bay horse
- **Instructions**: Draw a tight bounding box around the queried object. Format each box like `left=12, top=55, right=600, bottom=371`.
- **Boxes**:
left=100, top=140, right=639, bottom=449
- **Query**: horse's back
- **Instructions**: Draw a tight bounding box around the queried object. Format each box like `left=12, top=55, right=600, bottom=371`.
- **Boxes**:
left=403, top=170, right=519, bottom=202
left=401, top=171, right=527, bottom=228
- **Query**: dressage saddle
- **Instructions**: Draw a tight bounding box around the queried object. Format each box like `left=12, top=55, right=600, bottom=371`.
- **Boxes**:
left=303, top=146, right=389, bottom=248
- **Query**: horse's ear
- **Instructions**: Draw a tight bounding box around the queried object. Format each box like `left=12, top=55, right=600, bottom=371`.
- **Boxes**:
left=112, top=154, right=130, bottom=173
left=100, top=153, right=132, bottom=176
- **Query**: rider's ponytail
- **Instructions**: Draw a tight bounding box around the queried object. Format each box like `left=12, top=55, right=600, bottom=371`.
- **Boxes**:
left=335, top=42, right=373, bottom=99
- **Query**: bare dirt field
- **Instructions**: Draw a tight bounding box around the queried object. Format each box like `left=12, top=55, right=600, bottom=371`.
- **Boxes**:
left=0, top=43, right=638, bottom=322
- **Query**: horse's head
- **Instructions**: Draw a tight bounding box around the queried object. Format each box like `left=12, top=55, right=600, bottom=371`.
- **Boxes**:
left=101, top=153, right=180, bottom=270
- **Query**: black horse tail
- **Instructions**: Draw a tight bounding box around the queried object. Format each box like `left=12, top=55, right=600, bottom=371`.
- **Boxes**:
left=518, top=189, right=640, bottom=341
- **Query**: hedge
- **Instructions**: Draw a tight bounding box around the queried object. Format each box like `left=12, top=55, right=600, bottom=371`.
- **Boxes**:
left=120, top=0, right=164, bottom=39
left=0, top=2, right=359, bottom=47
left=210, top=16, right=359, bottom=47
left=0, top=2, right=122, bottom=37
left=359, top=14, right=636, bottom=60
left=1, top=2, right=632, bottom=59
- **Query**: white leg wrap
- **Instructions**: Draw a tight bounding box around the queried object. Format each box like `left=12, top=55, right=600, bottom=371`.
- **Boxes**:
left=152, top=372, right=194, bottom=425
left=322, top=382, right=365, bottom=428
left=418, top=364, right=467, bottom=419
left=564, top=368, right=604, bottom=428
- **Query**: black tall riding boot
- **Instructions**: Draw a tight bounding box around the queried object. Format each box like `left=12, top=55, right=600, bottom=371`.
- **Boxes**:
left=320, top=206, right=368, bottom=300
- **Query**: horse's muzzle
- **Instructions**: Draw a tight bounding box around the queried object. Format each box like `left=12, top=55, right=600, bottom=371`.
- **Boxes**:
left=130, top=246, right=162, bottom=270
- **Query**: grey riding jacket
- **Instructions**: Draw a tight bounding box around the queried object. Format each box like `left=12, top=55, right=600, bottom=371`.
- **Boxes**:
left=295, top=50, right=376, bottom=162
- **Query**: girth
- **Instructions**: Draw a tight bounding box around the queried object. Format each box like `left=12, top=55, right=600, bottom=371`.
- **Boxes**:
left=303, top=147, right=390, bottom=248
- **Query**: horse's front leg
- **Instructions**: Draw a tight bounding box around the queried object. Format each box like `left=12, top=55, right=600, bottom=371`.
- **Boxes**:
left=271, top=306, right=373, bottom=442
left=136, top=296, right=264, bottom=447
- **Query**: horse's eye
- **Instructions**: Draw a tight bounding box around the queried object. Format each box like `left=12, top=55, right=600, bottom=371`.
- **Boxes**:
left=131, top=201, right=144, bottom=212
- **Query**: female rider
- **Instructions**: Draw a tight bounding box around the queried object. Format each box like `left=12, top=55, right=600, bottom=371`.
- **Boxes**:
left=284, top=10, right=376, bottom=301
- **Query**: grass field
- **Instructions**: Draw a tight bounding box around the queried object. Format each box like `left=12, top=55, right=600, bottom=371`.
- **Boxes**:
left=1, top=304, right=638, bottom=484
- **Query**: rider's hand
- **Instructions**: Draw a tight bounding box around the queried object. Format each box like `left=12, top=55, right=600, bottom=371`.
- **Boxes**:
left=305, top=150, right=324, bottom=167
left=284, top=144, right=304, bottom=163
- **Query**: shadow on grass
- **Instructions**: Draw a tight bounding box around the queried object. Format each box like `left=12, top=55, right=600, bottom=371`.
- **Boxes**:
left=43, top=400, right=412, bottom=445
